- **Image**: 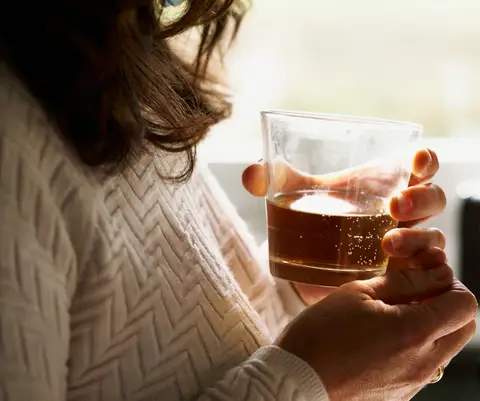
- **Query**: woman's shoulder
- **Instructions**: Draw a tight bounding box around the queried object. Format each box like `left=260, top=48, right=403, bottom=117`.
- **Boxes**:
left=0, top=64, right=104, bottom=253
left=1, top=63, right=76, bottom=170
left=1, top=63, right=103, bottom=193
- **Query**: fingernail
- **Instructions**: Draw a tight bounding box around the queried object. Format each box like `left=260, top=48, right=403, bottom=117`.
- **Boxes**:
left=389, top=232, right=403, bottom=251
left=396, top=193, right=413, bottom=215
left=425, top=149, right=433, bottom=167
left=421, top=149, right=433, bottom=176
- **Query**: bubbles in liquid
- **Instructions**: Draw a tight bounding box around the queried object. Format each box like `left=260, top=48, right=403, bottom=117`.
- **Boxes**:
left=266, top=189, right=398, bottom=286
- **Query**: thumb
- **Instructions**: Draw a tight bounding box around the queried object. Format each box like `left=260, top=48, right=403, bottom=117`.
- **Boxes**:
left=359, top=249, right=453, bottom=304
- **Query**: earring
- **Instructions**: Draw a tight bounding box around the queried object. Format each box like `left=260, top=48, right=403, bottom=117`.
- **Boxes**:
left=164, top=0, right=185, bottom=7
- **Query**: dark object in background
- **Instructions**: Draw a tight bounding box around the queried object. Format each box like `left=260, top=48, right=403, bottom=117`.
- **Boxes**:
left=457, top=187, right=480, bottom=392
left=460, top=194, right=480, bottom=302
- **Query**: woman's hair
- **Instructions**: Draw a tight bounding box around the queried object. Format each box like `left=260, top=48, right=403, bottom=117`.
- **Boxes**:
left=1, top=0, right=249, bottom=181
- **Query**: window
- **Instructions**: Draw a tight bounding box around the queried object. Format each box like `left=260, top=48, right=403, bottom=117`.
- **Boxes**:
left=204, top=0, right=480, bottom=156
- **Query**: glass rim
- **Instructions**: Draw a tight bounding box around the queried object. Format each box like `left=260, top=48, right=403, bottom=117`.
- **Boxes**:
left=261, top=109, right=423, bottom=131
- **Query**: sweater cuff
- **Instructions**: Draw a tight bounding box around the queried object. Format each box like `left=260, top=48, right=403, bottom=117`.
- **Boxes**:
left=252, top=345, right=330, bottom=401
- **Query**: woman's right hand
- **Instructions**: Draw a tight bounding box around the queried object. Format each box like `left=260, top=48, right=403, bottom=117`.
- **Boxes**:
left=276, top=249, right=477, bottom=401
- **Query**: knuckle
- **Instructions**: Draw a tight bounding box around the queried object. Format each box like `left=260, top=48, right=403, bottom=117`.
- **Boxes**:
left=468, top=319, right=477, bottom=338
left=464, top=292, right=479, bottom=316
left=422, top=263, right=453, bottom=286
left=403, top=362, right=438, bottom=386
left=447, top=288, right=479, bottom=320
left=462, top=319, right=477, bottom=342
left=436, top=264, right=454, bottom=283
left=456, top=290, right=479, bottom=316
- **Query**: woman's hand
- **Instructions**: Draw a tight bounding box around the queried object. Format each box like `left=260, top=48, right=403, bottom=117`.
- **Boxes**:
left=242, top=149, right=447, bottom=304
left=276, top=250, right=477, bottom=401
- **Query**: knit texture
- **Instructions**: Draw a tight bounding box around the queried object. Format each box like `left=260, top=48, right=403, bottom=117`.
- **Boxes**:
left=0, top=65, right=329, bottom=401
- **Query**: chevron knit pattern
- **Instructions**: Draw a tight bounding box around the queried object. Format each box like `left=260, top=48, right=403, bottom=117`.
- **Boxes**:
left=0, top=65, right=329, bottom=401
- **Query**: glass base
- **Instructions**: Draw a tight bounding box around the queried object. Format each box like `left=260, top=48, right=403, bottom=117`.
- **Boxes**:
left=270, top=258, right=386, bottom=287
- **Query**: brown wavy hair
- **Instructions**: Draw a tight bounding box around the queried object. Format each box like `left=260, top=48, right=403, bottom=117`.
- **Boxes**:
left=1, top=0, right=249, bottom=181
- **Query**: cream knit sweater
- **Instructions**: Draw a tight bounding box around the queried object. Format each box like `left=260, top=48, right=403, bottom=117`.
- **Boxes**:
left=0, top=66, right=329, bottom=400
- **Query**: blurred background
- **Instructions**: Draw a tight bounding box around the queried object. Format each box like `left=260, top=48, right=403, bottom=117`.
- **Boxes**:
left=200, top=1, right=480, bottom=399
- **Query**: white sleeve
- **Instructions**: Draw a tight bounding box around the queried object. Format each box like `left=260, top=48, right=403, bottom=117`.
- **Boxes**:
left=0, top=153, right=328, bottom=401
left=197, top=346, right=329, bottom=401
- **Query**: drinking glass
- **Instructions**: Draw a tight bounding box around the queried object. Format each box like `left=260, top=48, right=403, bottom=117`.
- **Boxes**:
left=261, top=110, right=422, bottom=287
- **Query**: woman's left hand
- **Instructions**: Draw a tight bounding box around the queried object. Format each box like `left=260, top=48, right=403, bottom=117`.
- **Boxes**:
left=242, top=148, right=447, bottom=305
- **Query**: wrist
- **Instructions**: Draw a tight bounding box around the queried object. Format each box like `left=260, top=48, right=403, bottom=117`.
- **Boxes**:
left=291, top=282, right=310, bottom=306
left=292, top=282, right=336, bottom=306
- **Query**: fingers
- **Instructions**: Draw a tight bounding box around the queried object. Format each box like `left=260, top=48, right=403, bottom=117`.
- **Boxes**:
left=242, top=159, right=314, bottom=197
left=399, top=279, right=478, bottom=341
left=405, top=247, right=447, bottom=269
left=390, top=183, right=446, bottom=222
left=433, top=319, right=477, bottom=366
left=242, top=149, right=439, bottom=196
left=242, top=162, right=268, bottom=197
left=243, top=150, right=443, bottom=217
left=363, top=261, right=453, bottom=305
left=383, top=228, right=446, bottom=257
left=409, top=148, right=439, bottom=186
left=400, top=320, right=476, bottom=390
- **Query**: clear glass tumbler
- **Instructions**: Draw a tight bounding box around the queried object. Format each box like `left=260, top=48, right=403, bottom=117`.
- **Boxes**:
left=261, top=110, right=422, bottom=287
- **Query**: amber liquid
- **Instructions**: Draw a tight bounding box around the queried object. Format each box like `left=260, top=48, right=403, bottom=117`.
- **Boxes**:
left=266, top=190, right=398, bottom=287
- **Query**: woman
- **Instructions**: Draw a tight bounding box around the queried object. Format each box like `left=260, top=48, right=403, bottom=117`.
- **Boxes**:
left=0, top=1, right=476, bottom=400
